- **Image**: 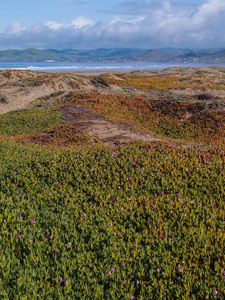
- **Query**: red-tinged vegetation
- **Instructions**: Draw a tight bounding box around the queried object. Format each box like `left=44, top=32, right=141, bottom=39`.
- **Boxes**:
left=11, top=121, right=91, bottom=147
left=58, top=92, right=225, bottom=147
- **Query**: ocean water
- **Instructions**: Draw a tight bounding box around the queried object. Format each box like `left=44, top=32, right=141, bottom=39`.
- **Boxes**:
left=0, top=61, right=223, bottom=72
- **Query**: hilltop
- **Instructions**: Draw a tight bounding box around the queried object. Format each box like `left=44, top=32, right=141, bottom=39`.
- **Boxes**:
left=1, top=48, right=225, bottom=63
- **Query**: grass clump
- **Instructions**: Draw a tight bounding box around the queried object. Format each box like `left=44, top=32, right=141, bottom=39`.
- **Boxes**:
left=0, top=93, right=7, bottom=103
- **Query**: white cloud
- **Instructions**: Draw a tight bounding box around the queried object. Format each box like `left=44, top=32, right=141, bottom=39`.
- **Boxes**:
left=5, top=22, right=24, bottom=34
left=70, top=17, right=94, bottom=28
left=1, top=0, right=225, bottom=49
left=46, top=21, right=64, bottom=30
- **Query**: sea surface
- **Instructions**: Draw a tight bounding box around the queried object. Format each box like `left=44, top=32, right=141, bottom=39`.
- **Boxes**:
left=0, top=61, right=225, bottom=72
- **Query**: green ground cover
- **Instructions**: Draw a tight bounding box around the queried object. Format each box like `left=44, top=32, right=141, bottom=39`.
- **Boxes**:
left=0, top=108, right=63, bottom=136
left=0, top=140, right=225, bottom=299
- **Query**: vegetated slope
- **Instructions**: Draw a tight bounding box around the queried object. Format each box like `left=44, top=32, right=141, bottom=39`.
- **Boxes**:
left=0, top=67, right=225, bottom=298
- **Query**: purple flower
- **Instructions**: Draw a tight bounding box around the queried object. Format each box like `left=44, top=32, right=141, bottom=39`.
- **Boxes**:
left=136, top=280, right=140, bottom=284
left=30, top=235, right=33, bottom=238
left=62, top=221, right=65, bottom=224
left=173, top=237, right=177, bottom=241
left=156, top=268, right=160, bottom=272
left=110, top=268, right=114, bottom=272
left=178, top=264, right=181, bottom=268
left=17, top=234, right=21, bottom=238
left=130, top=296, right=135, bottom=300
left=214, top=290, right=217, bottom=294
left=161, top=191, right=164, bottom=195
left=84, top=213, right=86, bottom=216
left=164, top=230, right=168, bottom=234
left=110, top=223, right=112, bottom=226
left=176, top=193, right=180, bottom=196
left=113, top=232, right=116, bottom=235
left=108, top=271, right=111, bottom=275
left=55, top=248, right=59, bottom=252
left=65, top=280, right=68, bottom=285
left=163, top=291, right=166, bottom=296
left=60, top=277, right=63, bottom=282
left=42, top=232, right=45, bottom=235
left=19, top=215, right=22, bottom=219
left=30, top=219, right=34, bottom=223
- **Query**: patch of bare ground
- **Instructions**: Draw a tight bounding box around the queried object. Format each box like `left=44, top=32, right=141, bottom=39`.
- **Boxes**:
left=0, top=70, right=118, bottom=115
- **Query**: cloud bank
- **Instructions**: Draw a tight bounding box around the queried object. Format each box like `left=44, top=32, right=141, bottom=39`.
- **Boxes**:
left=1, top=0, right=225, bottom=49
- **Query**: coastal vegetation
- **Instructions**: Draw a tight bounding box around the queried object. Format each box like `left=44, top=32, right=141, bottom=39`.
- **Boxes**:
left=0, top=68, right=224, bottom=299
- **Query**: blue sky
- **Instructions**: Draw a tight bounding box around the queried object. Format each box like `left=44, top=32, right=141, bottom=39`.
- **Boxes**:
left=0, top=0, right=224, bottom=50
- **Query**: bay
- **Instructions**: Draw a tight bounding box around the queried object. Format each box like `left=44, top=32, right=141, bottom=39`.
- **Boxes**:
left=0, top=61, right=224, bottom=72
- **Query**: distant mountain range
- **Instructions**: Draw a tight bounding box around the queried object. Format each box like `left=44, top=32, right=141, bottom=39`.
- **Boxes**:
left=1, top=48, right=225, bottom=63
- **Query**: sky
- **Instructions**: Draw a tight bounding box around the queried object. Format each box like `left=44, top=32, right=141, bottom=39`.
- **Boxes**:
left=0, top=0, right=225, bottom=50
